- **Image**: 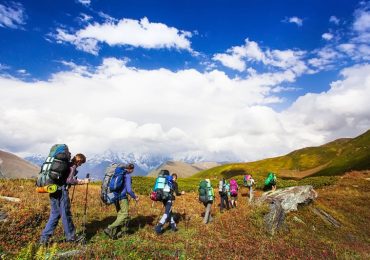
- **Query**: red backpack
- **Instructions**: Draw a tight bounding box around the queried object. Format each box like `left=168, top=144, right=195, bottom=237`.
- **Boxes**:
left=229, top=179, right=238, bottom=196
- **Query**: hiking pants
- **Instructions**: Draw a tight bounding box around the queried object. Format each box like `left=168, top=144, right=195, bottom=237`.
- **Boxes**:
left=248, top=186, right=254, bottom=202
left=220, top=193, right=229, bottom=211
left=109, top=198, right=129, bottom=231
left=159, top=200, right=175, bottom=225
left=203, top=202, right=213, bottom=224
left=40, top=186, right=75, bottom=242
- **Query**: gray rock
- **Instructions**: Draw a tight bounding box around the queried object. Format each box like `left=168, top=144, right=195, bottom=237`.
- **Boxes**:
left=310, top=207, right=341, bottom=228
left=264, top=201, right=285, bottom=235
left=0, top=211, right=7, bottom=222
left=258, top=185, right=318, bottom=235
left=259, top=185, right=318, bottom=213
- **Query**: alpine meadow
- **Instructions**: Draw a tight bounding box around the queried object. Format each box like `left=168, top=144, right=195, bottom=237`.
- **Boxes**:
left=1, top=0, right=370, bottom=259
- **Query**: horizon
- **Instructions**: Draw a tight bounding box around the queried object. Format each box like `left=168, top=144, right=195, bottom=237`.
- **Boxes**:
left=1, top=0, right=370, bottom=163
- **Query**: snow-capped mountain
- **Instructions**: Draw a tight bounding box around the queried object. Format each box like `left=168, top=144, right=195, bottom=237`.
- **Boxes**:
left=25, top=151, right=172, bottom=179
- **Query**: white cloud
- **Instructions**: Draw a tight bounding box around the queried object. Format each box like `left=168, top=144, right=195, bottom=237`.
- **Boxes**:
left=2, top=58, right=368, bottom=162
left=329, top=16, right=340, bottom=25
left=0, top=2, right=26, bottom=29
left=212, top=38, right=308, bottom=78
left=52, top=17, right=193, bottom=55
left=77, top=0, right=91, bottom=6
left=282, top=16, right=303, bottom=26
left=322, top=32, right=334, bottom=41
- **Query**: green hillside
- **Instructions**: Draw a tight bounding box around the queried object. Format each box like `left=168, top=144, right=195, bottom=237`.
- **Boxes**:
left=195, top=129, right=370, bottom=180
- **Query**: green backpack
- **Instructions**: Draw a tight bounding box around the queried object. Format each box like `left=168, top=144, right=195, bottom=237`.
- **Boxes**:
left=199, top=180, right=214, bottom=203
left=264, top=172, right=276, bottom=186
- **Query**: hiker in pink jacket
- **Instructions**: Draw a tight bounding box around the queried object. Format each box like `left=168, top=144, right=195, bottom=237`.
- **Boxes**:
left=229, top=179, right=239, bottom=208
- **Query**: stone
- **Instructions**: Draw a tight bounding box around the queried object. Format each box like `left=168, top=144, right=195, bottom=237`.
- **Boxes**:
left=258, top=185, right=318, bottom=213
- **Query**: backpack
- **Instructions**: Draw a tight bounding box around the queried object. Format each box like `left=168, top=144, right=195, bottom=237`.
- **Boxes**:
left=101, top=163, right=126, bottom=205
left=244, top=175, right=252, bottom=187
left=199, top=180, right=214, bottom=203
left=218, top=179, right=226, bottom=195
left=150, top=170, right=173, bottom=201
left=264, top=172, right=276, bottom=186
left=36, top=144, right=71, bottom=188
left=229, top=179, right=238, bottom=196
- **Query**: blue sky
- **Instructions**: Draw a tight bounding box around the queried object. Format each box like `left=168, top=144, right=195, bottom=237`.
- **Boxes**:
left=0, top=0, right=369, bottom=162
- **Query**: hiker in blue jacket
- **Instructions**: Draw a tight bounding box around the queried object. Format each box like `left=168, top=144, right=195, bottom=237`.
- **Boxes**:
left=40, top=153, right=88, bottom=245
left=155, top=172, right=178, bottom=235
left=104, top=163, right=139, bottom=239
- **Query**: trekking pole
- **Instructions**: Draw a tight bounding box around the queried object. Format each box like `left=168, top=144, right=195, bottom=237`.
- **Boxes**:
left=82, top=173, right=90, bottom=242
left=70, top=185, right=76, bottom=205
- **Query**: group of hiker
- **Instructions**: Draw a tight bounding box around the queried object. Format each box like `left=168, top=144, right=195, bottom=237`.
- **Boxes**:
left=35, top=144, right=278, bottom=244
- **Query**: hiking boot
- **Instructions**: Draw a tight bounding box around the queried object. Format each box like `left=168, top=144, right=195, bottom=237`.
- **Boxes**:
left=170, top=223, right=178, bottom=232
left=104, top=228, right=117, bottom=240
left=155, top=224, right=163, bottom=235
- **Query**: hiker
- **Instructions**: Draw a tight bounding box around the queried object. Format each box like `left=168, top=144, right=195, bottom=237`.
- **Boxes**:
left=243, top=174, right=256, bottom=202
left=154, top=171, right=178, bottom=234
left=229, top=179, right=239, bottom=208
left=104, top=163, right=139, bottom=239
left=40, top=153, right=88, bottom=244
left=218, top=178, right=229, bottom=212
left=199, top=179, right=214, bottom=224
left=263, top=172, right=277, bottom=191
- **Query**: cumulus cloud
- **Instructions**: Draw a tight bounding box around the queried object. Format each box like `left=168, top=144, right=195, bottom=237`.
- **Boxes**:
left=52, top=17, right=193, bottom=55
left=1, top=58, right=368, bottom=162
left=329, top=16, right=340, bottom=25
left=0, top=1, right=26, bottom=29
left=212, top=38, right=309, bottom=79
left=322, top=32, right=334, bottom=41
left=282, top=16, right=303, bottom=26
left=77, top=0, right=91, bottom=6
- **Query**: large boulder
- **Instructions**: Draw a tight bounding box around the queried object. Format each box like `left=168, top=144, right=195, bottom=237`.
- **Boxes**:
left=259, top=185, right=318, bottom=213
left=258, top=185, right=318, bottom=235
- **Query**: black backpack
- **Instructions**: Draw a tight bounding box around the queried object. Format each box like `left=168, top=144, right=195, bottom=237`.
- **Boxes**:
left=36, top=144, right=71, bottom=187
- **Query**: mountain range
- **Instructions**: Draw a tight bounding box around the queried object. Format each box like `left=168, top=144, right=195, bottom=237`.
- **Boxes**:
left=147, top=161, right=221, bottom=177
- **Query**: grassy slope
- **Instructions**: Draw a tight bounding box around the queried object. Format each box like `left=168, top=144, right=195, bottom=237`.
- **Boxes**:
left=195, top=129, right=370, bottom=180
left=0, top=172, right=369, bottom=259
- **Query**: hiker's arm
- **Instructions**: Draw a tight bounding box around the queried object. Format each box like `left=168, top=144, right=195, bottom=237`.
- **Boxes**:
left=125, top=174, right=137, bottom=200
left=173, top=182, right=181, bottom=196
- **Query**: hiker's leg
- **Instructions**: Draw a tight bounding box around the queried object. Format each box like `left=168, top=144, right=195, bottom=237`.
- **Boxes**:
left=225, top=196, right=230, bottom=210
left=40, top=191, right=61, bottom=242
left=60, top=187, right=76, bottom=241
left=220, top=194, right=225, bottom=210
left=249, top=186, right=253, bottom=202
left=108, top=198, right=129, bottom=232
left=203, top=202, right=212, bottom=224
left=159, top=200, right=172, bottom=225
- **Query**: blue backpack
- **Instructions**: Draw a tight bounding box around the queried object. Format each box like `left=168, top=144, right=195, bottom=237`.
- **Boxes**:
left=101, top=163, right=126, bottom=205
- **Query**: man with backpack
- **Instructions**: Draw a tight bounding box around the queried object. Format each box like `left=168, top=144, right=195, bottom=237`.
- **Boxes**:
left=243, top=174, right=255, bottom=202
left=199, top=179, right=214, bottom=224
left=154, top=170, right=178, bottom=235
left=263, top=172, right=277, bottom=192
left=218, top=178, right=230, bottom=212
left=229, top=179, right=239, bottom=208
left=39, top=146, right=89, bottom=245
left=104, top=163, right=139, bottom=240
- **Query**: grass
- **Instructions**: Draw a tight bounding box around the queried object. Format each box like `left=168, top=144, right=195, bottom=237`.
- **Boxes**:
left=0, top=171, right=369, bottom=259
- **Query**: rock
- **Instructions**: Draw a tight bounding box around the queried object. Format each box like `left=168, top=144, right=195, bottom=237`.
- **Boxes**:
left=258, top=186, right=317, bottom=235
left=293, top=216, right=305, bottom=225
left=259, top=185, right=318, bottom=213
left=56, top=250, right=82, bottom=259
left=264, top=201, right=285, bottom=235
left=310, top=207, right=341, bottom=228
left=0, top=211, right=7, bottom=222
left=0, top=196, right=21, bottom=203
